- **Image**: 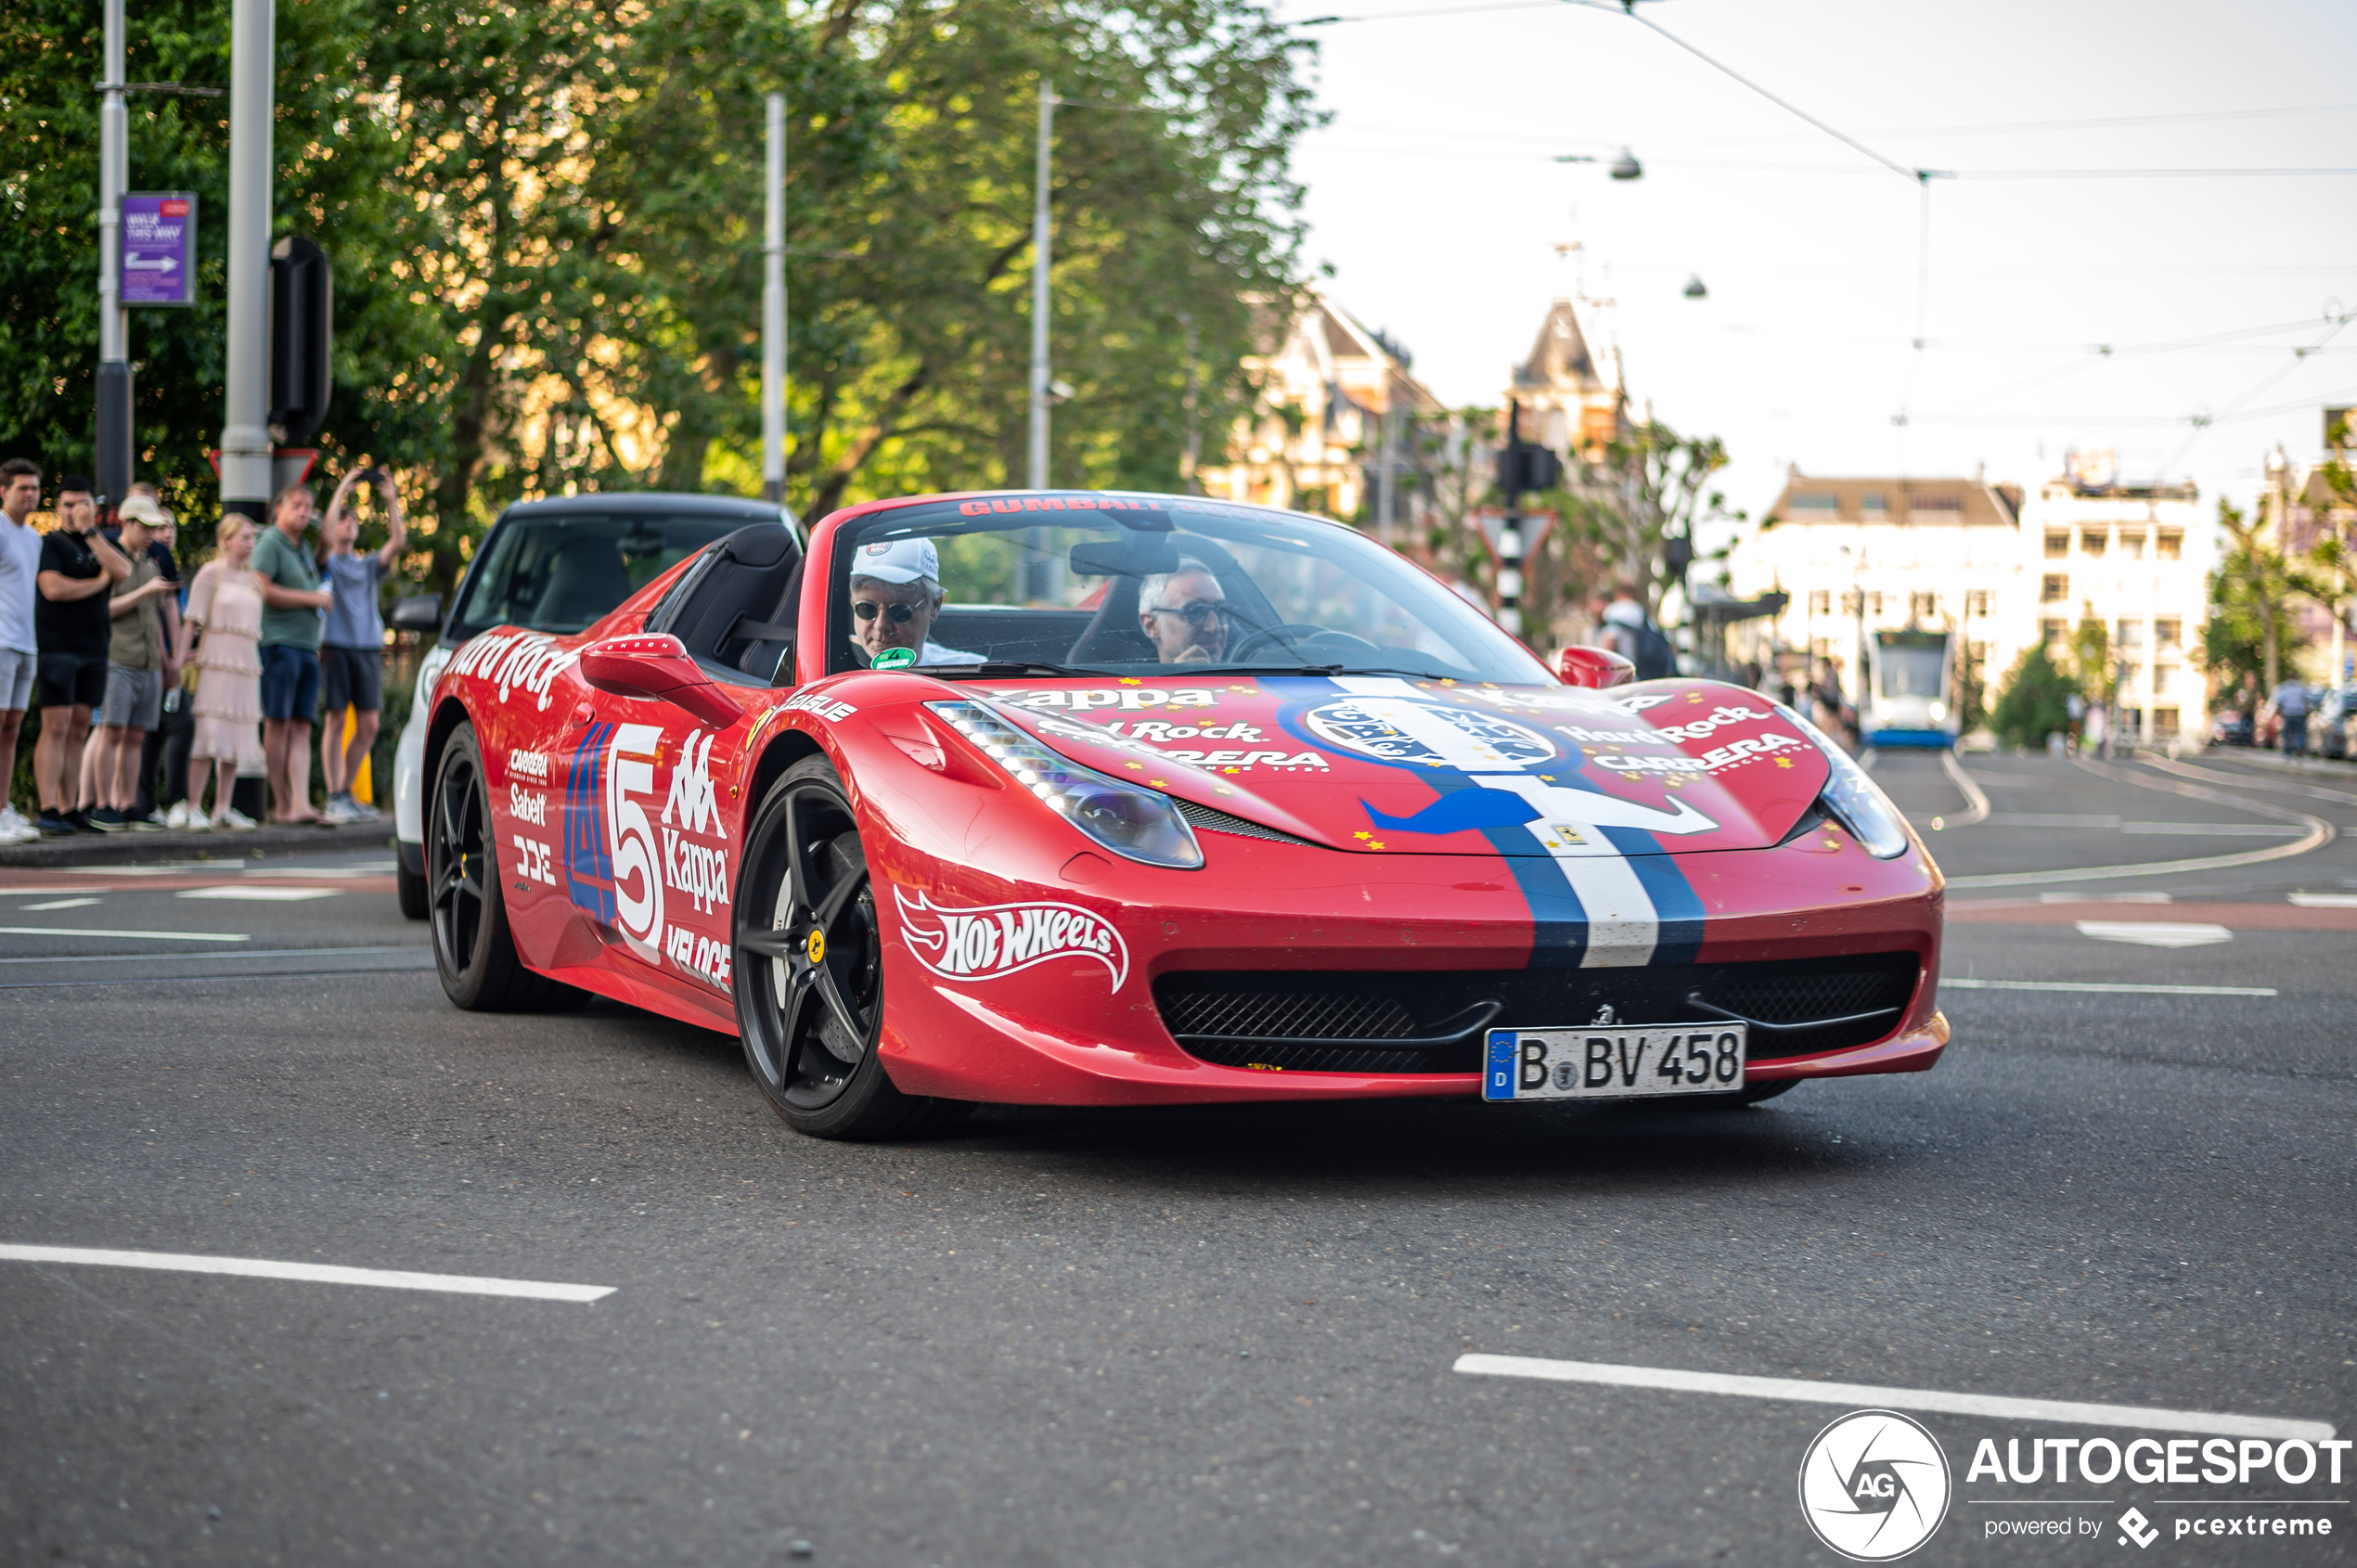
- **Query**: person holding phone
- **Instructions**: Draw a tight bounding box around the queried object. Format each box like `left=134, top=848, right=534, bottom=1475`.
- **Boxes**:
left=316, top=468, right=406, bottom=823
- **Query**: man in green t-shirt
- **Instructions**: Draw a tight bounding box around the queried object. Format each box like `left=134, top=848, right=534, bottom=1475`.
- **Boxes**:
left=252, top=483, right=334, bottom=823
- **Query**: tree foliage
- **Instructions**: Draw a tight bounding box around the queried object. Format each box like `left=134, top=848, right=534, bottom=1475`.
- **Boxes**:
left=2202, top=496, right=2322, bottom=700
left=4, top=0, right=1315, bottom=591
left=1989, top=641, right=2077, bottom=751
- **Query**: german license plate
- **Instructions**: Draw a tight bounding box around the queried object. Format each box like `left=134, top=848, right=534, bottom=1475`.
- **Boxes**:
left=1482, top=1023, right=1747, bottom=1101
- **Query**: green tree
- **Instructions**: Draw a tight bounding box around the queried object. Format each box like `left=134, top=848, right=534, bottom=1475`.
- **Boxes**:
left=1989, top=642, right=2077, bottom=751
left=2206, top=497, right=2322, bottom=698
left=1552, top=420, right=1738, bottom=619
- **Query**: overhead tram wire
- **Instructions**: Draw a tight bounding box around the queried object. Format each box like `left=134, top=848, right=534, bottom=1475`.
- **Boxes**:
left=2159, top=312, right=2356, bottom=476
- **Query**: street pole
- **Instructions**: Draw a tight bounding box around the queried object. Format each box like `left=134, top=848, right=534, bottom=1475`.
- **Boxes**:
left=1026, top=79, right=1054, bottom=491
left=761, top=91, right=786, bottom=507
left=95, top=0, right=132, bottom=502
left=1496, top=403, right=1525, bottom=636
left=217, top=0, right=276, bottom=523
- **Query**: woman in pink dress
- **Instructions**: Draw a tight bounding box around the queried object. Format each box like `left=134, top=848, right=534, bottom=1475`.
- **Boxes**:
left=170, top=517, right=267, bottom=829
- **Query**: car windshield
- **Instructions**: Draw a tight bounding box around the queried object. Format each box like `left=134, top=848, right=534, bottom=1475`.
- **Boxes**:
left=827, top=495, right=1552, bottom=684
left=449, top=511, right=756, bottom=641
left=1875, top=641, right=1947, bottom=699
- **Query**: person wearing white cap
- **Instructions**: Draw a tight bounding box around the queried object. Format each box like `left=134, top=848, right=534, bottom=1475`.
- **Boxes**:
left=847, top=537, right=984, bottom=667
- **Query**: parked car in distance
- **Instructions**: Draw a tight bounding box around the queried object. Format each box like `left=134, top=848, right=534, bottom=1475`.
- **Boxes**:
left=2208, top=708, right=2254, bottom=747
left=392, top=494, right=800, bottom=919
left=2315, top=685, right=2357, bottom=759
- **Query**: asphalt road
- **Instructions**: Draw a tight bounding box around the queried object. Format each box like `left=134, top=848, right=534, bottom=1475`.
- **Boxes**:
left=4, top=748, right=2352, bottom=1567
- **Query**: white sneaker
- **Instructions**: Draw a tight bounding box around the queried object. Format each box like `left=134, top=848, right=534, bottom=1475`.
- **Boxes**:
left=0, top=805, right=35, bottom=843
left=185, top=809, right=213, bottom=832
left=321, top=795, right=359, bottom=826
left=216, top=808, right=259, bottom=830
left=164, top=801, right=195, bottom=830
left=351, top=798, right=381, bottom=822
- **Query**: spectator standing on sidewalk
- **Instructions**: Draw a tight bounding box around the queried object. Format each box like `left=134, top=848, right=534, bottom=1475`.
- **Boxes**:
left=33, top=476, right=132, bottom=835
left=124, top=486, right=191, bottom=820
left=316, top=469, right=405, bottom=824
left=251, top=482, right=332, bottom=824
left=2273, top=678, right=2312, bottom=757
left=87, top=495, right=178, bottom=830
left=172, top=516, right=265, bottom=829
left=0, top=458, right=44, bottom=844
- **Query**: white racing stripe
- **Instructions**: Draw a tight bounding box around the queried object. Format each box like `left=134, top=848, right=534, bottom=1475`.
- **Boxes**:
left=1452, top=1355, right=2337, bottom=1441
left=1941, top=978, right=2276, bottom=996
left=1, top=1245, right=613, bottom=1303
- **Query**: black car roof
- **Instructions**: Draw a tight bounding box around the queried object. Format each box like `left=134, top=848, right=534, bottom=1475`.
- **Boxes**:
left=496, top=492, right=794, bottom=522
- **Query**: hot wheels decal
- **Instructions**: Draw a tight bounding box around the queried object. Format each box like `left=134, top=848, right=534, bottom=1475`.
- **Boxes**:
left=894, top=887, right=1127, bottom=990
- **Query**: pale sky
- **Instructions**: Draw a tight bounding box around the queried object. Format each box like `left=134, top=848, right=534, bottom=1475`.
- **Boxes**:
left=1277, top=0, right=2357, bottom=545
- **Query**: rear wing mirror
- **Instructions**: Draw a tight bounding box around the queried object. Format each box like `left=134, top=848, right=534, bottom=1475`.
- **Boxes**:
left=579, top=633, right=745, bottom=727
left=389, top=593, right=444, bottom=634
left=1558, top=645, right=1635, bottom=689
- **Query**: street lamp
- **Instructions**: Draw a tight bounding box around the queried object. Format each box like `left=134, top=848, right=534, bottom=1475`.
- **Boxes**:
left=1552, top=148, right=1643, bottom=180
left=1682, top=275, right=1708, bottom=299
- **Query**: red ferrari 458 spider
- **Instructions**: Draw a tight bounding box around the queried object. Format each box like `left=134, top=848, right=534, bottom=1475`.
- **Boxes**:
left=420, top=489, right=1946, bottom=1138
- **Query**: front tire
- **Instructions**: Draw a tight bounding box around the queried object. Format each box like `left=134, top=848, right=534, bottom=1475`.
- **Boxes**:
left=732, top=757, right=972, bottom=1140
left=428, top=724, right=578, bottom=1011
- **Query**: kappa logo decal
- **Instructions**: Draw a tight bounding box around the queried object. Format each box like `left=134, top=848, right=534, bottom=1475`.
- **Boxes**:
left=894, top=887, right=1127, bottom=990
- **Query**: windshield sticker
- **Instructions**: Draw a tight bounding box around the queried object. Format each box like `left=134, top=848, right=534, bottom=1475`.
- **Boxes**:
left=895, top=887, right=1127, bottom=990
left=956, top=495, right=1159, bottom=516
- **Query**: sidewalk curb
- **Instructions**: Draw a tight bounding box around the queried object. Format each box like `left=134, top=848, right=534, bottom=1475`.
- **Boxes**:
left=0, top=823, right=395, bottom=869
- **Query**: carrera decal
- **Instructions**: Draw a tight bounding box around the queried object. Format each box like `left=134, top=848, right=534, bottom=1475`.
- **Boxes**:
left=507, top=748, right=550, bottom=780
left=1698, top=731, right=1808, bottom=770
left=894, top=887, right=1127, bottom=990
left=448, top=630, right=579, bottom=711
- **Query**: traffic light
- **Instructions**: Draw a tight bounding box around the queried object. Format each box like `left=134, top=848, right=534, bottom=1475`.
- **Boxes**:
left=1497, top=440, right=1560, bottom=498
left=268, top=236, right=332, bottom=443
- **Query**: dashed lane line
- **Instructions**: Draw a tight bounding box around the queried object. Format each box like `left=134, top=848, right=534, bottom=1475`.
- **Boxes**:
left=0, top=926, right=250, bottom=943
left=0, top=1246, right=614, bottom=1304
left=1939, top=978, right=2276, bottom=996
left=0, top=945, right=424, bottom=966
left=1452, top=1355, right=2337, bottom=1441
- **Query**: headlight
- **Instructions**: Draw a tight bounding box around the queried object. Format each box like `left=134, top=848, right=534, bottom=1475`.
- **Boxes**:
left=1927, top=700, right=1948, bottom=722
left=1775, top=704, right=1913, bottom=859
left=928, top=700, right=1204, bottom=870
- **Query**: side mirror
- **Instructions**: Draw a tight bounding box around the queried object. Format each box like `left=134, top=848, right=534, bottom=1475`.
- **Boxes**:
left=389, top=593, right=444, bottom=634
left=1558, top=645, right=1636, bottom=689
left=579, top=632, right=745, bottom=728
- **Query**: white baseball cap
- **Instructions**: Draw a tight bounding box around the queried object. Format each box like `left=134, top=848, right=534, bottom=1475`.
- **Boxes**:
left=852, top=535, right=939, bottom=585
left=118, top=495, right=172, bottom=528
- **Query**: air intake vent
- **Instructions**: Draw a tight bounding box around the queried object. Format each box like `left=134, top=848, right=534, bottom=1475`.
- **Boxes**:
left=1173, top=798, right=1323, bottom=848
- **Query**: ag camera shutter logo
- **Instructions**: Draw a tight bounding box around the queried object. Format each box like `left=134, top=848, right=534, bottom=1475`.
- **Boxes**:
left=1798, top=1409, right=1951, bottom=1561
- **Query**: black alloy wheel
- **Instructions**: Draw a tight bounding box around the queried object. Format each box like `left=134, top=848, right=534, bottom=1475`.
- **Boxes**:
left=427, top=723, right=578, bottom=1011
left=733, top=756, right=971, bottom=1139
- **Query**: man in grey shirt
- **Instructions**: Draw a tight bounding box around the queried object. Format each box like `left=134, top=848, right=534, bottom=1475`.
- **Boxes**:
left=87, top=495, right=178, bottom=830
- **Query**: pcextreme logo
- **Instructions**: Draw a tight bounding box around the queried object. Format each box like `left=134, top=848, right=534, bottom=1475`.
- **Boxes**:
left=1798, top=1410, right=1951, bottom=1562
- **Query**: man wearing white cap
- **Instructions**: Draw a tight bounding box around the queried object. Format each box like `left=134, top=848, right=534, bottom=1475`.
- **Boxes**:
left=847, top=537, right=984, bottom=667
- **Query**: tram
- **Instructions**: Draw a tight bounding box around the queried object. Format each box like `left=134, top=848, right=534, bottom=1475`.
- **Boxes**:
left=1860, top=628, right=1959, bottom=749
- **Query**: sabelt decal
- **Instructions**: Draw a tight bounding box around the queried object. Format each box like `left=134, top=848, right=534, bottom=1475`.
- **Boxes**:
left=603, top=723, right=666, bottom=960
left=894, top=887, right=1127, bottom=990
left=449, top=630, right=579, bottom=711
left=509, top=783, right=549, bottom=824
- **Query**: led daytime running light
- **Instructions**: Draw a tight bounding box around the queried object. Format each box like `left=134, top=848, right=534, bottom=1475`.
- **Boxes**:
left=928, top=700, right=1204, bottom=869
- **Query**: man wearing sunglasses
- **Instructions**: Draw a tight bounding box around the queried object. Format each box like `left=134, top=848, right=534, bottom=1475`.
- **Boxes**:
left=1138, top=560, right=1230, bottom=664
left=846, top=536, right=984, bottom=667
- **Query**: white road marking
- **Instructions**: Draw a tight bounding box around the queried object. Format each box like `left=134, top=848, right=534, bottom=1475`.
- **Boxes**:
left=1951, top=755, right=2331, bottom=888
left=2289, top=892, right=2357, bottom=908
left=0, top=886, right=114, bottom=894
left=1939, top=751, right=1991, bottom=826
left=1452, top=1355, right=2337, bottom=1441
left=0, top=1245, right=613, bottom=1304
left=249, top=861, right=396, bottom=877
left=17, top=898, right=101, bottom=911
left=2120, top=821, right=2303, bottom=836
left=2040, top=891, right=2170, bottom=903
left=2075, top=920, right=2233, bottom=948
left=176, top=886, right=342, bottom=902
left=0, top=926, right=249, bottom=943
left=0, top=945, right=423, bottom=966
left=1940, top=978, right=2276, bottom=997
left=1986, top=813, right=2121, bottom=828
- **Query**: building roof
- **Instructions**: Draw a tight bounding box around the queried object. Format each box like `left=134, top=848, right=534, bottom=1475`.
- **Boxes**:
left=1764, top=471, right=2021, bottom=529
left=1509, top=298, right=1618, bottom=399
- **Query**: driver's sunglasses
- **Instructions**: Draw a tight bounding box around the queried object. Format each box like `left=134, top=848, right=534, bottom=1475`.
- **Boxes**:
left=1148, top=601, right=1226, bottom=628
left=853, top=600, right=919, bottom=624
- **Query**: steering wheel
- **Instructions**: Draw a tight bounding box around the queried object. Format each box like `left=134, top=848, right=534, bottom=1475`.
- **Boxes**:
left=1227, top=623, right=1329, bottom=661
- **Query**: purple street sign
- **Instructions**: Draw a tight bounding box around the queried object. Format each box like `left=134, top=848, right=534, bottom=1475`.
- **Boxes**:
left=122, top=193, right=197, bottom=307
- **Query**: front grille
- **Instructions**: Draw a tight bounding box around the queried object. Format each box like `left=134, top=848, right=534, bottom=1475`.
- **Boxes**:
left=1155, top=952, right=1921, bottom=1074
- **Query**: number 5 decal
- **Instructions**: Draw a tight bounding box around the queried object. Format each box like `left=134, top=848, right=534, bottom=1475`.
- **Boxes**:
left=605, top=723, right=666, bottom=960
